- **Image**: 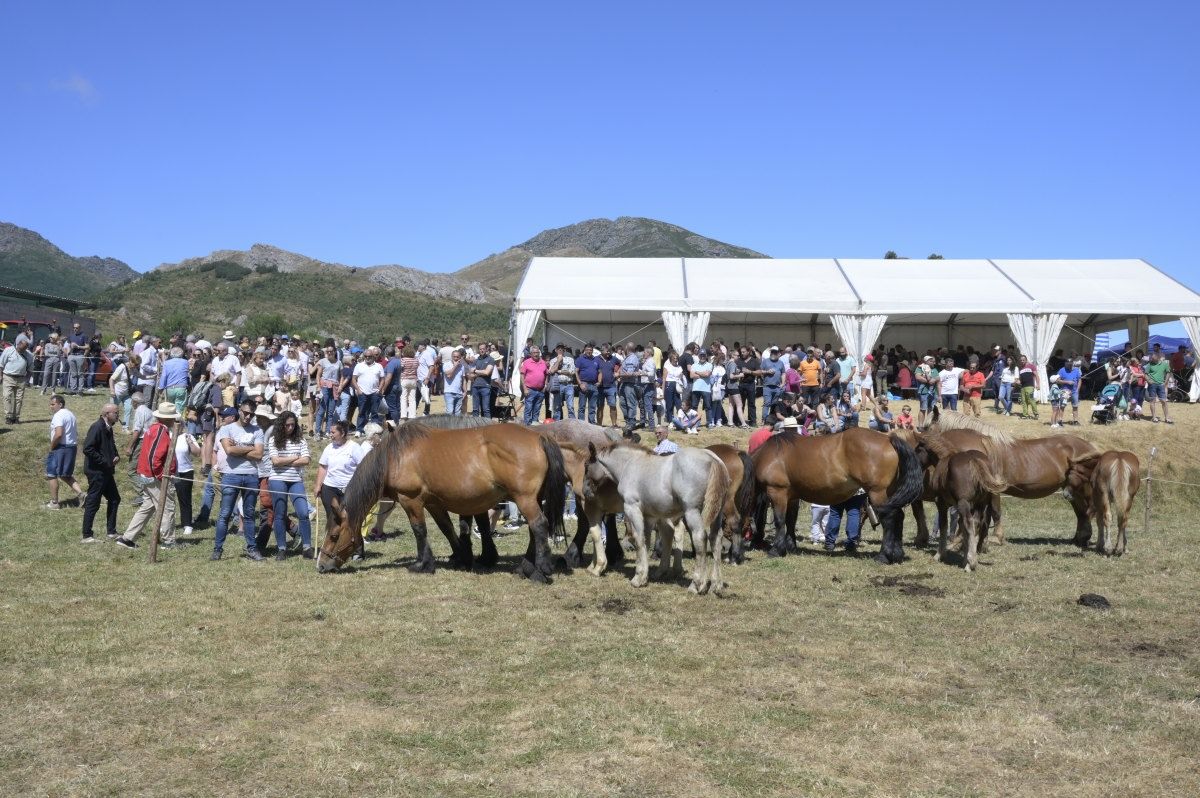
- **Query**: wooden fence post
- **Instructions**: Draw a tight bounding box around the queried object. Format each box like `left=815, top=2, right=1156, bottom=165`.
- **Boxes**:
left=1142, top=446, right=1157, bottom=540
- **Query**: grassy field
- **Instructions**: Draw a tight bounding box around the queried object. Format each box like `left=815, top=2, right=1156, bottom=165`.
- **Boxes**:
left=2, top=393, right=1199, bottom=797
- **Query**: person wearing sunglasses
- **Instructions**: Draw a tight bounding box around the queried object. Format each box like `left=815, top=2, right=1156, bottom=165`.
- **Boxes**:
left=212, top=401, right=265, bottom=561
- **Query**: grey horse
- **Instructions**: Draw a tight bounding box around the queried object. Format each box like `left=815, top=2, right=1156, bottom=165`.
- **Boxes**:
left=584, top=442, right=730, bottom=594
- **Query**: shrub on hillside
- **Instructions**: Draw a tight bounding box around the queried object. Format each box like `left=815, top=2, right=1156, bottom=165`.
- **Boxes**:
left=254, top=263, right=279, bottom=274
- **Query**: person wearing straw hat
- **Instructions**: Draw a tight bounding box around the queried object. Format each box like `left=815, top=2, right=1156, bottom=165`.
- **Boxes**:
left=114, top=402, right=180, bottom=549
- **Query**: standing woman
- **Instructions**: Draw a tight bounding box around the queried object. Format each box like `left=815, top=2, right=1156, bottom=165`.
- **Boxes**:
left=710, top=353, right=728, bottom=427
left=267, top=410, right=314, bottom=560
left=108, top=353, right=133, bottom=432
left=1017, top=355, right=1039, bottom=420
left=662, top=351, right=684, bottom=421
left=725, top=351, right=747, bottom=428
left=315, top=421, right=362, bottom=547
left=175, top=409, right=203, bottom=536
left=41, top=333, right=64, bottom=394
left=998, top=356, right=1018, bottom=416
left=858, top=354, right=875, bottom=405
left=874, top=352, right=890, bottom=398
left=398, top=345, right=420, bottom=420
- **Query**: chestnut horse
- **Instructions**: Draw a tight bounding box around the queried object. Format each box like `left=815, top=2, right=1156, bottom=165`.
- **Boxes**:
left=925, top=446, right=1008, bottom=571
left=706, top=443, right=756, bottom=564
left=915, top=410, right=1099, bottom=547
left=317, top=422, right=568, bottom=582
left=751, top=428, right=925, bottom=564
left=1070, top=449, right=1140, bottom=556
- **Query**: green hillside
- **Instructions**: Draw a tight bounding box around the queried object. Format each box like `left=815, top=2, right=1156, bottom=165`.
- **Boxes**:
left=0, top=222, right=136, bottom=300
left=91, top=267, right=510, bottom=343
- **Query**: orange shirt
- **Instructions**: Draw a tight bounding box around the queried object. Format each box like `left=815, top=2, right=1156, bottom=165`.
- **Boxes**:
left=798, top=358, right=822, bottom=387
left=961, top=370, right=986, bottom=398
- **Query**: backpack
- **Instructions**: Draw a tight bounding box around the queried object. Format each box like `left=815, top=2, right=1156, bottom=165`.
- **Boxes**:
left=187, top=379, right=212, bottom=411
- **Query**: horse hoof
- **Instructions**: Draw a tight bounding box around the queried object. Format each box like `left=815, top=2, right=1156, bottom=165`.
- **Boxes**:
left=564, top=544, right=582, bottom=568
left=767, top=547, right=786, bottom=559
left=874, top=552, right=891, bottom=565
left=554, top=556, right=573, bottom=575
left=478, top=554, right=498, bottom=568
left=529, top=569, right=551, bottom=584
left=407, top=561, right=435, bottom=574
left=630, top=576, right=647, bottom=588
left=515, top=559, right=536, bottom=578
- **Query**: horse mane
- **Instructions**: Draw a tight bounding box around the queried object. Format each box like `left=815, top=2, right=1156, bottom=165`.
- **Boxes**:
left=755, top=430, right=802, bottom=458
left=407, top=415, right=495, bottom=430
left=915, top=429, right=959, bottom=463
left=928, top=410, right=1015, bottom=446
left=342, top=423, right=430, bottom=533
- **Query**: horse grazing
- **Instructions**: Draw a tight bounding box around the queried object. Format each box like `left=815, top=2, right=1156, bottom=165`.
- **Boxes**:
left=1070, top=450, right=1140, bottom=556
left=918, top=410, right=1099, bottom=546
left=317, top=422, right=568, bottom=582
left=584, top=442, right=730, bottom=594
left=751, top=428, right=925, bottom=564
left=927, top=449, right=1008, bottom=571
left=705, top=443, right=756, bottom=564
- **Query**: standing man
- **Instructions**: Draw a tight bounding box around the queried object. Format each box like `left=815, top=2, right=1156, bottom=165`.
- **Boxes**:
left=417, top=339, right=438, bottom=416
left=798, top=348, right=823, bottom=409
left=65, top=321, right=88, bottom=394
left=574, top=342, right=602, bottom=424
left=81, top=403, right=121, bottom=543
left=1051, top=356, right=1082, bottom=427
left=617, top=342, right=643, bottom=431
left=989, top=345, right=1006, bottom=413
left=467, top=343, right=494, bottom=419
left=736, top=345, right=761, bottom=428
left=938, top=357, right=964, bottom=411
left=1144, top=349, right=1173, bottom=425
left=639, top=344, right=657, bottom=425
left=211, top=401, right=266, bottom=560
left=960, top=360, right=987, bottom=417
left=597, top=343, right=619, bottom=427
left=834, top=347, right=858, bottom=399
left=351, top=346, right=385, bottom=434
left=760, top=346, right=786, bottom=424
left=41, top=332, right=64, bottom=394
left=915, top=355, right=937, bottom=427
left=115, top=402, right=181, bottom=549
left=44, top=394, right=84, bottom=509
left=85, top=331, right=103, bottom=392
left=551, top=343, right=577, bottom=420
left=159, top=347, right=190, bottom=415
left=519, top=346, right=549, bottom=425
left=442, top=348, right=466, bottom=415
left=1, top=337, right=35, bottom=424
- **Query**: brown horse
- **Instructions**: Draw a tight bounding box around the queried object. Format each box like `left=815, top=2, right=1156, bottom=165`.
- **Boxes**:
left=751, top=428, right=925, bottom=563
left=925, top=447, right=1008, bottom=571
left=916, top=410, right=1099, bottom=546
left=1070, top=450, right=1140, bottom=556
left=317, top=422, right=568, bottom=582
left=706, top=443, right=756, bottom=564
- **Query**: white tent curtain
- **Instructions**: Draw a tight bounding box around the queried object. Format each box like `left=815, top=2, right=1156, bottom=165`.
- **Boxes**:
left=1007, top=313, right=1067, bottom=402
left=510, top=309, right=542, bottom=393
left=1181, top=316, right=1200, bottom=402
left=688, top=311, right=711, bottom=349
left=661, top=311, right=689, bottom=353
left=830, top=314, right=888, bottom=367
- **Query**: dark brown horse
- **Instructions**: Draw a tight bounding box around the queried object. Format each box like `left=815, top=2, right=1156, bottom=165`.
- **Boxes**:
left=706, top=443, right=756, bottom=564
left=914, top=410, right=1099, bottom=546
left=751, top=428, right=925, bottom=563
left=317, top=422, right=568, bottom=582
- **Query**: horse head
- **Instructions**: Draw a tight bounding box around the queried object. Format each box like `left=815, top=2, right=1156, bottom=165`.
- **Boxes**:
left=583, top=441, right=618, bottom=502
left=316, top=502, right=358, bottom=573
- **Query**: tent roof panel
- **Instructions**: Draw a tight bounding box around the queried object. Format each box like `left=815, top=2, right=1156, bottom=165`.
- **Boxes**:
left=517, top=257, right=686, bottom=311
left=992, top=259, right=1200, bottom=315
left=838, top=259, right=1033, bottom=314
left=681, top=258, right=858, bottom=311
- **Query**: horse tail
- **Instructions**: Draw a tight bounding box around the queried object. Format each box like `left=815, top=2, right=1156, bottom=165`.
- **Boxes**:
left=702, top=455, right=730, bottom=532
left=343, top=444, right=389, bottom=537
left=969, top=454, right=1008, bottom=496
left=537, top=436, right=568, bottom=536
left=880, top=434, right=925, bottom=513
left=1107, top=454, right=1138, bottom=530
left=734, top=451, right=756, bottom=524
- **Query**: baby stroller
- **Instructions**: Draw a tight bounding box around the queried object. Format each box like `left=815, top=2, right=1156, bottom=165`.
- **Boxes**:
left=1090, top=383, right=1124, bottom=424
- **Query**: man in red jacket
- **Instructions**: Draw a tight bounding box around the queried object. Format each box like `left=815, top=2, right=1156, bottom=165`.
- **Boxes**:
left=114, top=402, right=180, bottom=549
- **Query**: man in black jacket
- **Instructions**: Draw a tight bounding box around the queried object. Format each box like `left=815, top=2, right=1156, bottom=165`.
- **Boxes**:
left=81, top=403, right=121, bottom=543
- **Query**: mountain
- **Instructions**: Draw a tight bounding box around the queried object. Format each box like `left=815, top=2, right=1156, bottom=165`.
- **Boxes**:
left=0, top=222, right=137, bottom=299
left=455, top=216, right=768, bottom=295
left=158, top=243, right=505, bottom=305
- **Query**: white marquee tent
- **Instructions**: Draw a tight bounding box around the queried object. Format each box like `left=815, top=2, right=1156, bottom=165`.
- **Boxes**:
left=510, top=257, right=1200, bottom=402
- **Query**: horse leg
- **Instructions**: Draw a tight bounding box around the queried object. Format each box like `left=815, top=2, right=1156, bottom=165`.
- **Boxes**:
left=683, top=509, right=710, bottom=594
left=934, top=500, right=948, bottom=563
left=586, top=519, right=606, bottom=576
left=565, top=498, right=589, bottom=568
left=1070, top=490, right=1093, bottom=548
left=989, top=494, right=1004, bottom=545
left=625, top=506, right=650, bottom=588
left=943, top=503, right=964, bottom=552
left=751, top=499, right=768, bottom=550
left=604, top=514, right=625, bottom=567
left=405, top=506, right=435, bottom=574
left=961, top=499, right=978, bottom=572
left=430, top=508, right=468, bottom=570
left=766, top=488, right=790, bottom=558
left=912, top=500, right=930, bottom=548
left=708, top=514, right=727, bottom=596
left=474, top=513, right=498, bottom=567
left=515, top=494, right=555, bottom=582
left=652, top=520, right=675, bottom=582
left=874, top=506, right=905, bottom=565
left=784, top=501, right=800, bottom=552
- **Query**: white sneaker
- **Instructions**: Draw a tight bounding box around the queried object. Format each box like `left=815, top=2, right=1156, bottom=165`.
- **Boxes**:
left=183, top=526, right=194, bottom=536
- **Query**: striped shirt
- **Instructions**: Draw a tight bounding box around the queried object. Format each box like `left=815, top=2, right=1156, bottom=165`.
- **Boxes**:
left=267, top=436, right=310, bottom=482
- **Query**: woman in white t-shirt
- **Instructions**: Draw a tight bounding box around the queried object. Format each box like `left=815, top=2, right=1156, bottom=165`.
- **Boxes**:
left=998, top=357, right=1018, bottom=416
left=858, top=355, right=875, bottom=404
left=267, top=410, right=313, bottom=560
left=709, top=355, right=728, bottom=427
left=174, top=409, right=203, bottom=536
left=662, top=352, right=685, bottom=420
left=315, top=420, right=362, bottom=547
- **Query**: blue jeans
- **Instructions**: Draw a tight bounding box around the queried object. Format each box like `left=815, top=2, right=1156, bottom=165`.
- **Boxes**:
left=762, top=384, right=782, bottom=423
left=554, top=384, right=576, bottom=419
left=691, top=391, right=712, bottom=425
left=197, top=469, right=215, bottom=522
left=664, top=383, right=681, bottom=420
left=998, top=382, right=1013, bottom=413
left=471, top=385, right=491, bottom=418
left=337, top=391, right=352, bottom=422
left=642, top=383, right=655, bottom=423
left=523, top=389, right=545, bottom=425
left=601, top=383, right=617, bottom=410
left=385, top=390, right=402, bottom=422
left=940, top=394, right=958, bottom=411
left=86, top=356, right=99, bottom=389
left=620, top=383, right=640, bottom=426
left=268, top=479, right=312, bottom=550
left=444, top=392, right=463, bottom=415
left=357, top=393, right=381, bottom=432
left=316, top=388, right=336, bottom=435
left=577, top=383, right=598, bottom=423
left=825, top=494, right=866, bottom=547
left=214, top=472, right=260, bottom=555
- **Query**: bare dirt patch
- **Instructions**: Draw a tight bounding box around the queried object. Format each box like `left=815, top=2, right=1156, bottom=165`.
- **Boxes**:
left=868, top=572, right=946, bottom=598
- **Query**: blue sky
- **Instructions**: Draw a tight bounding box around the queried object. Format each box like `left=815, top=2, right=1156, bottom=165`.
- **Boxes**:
left=2, top=1, right=1197, bottom=331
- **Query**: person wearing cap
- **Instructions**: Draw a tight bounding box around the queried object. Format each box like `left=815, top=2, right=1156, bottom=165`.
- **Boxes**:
left=760, top=346, right=786, bottom=425
left=40, top=332, right=64, bottom=394
left=114, top=402, right=181, bottom=549
left=131, top=331, right=147, bottom=358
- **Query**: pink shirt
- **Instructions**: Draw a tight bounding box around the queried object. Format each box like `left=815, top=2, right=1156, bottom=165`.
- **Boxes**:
left=520, top=358, right=549, bottom=391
